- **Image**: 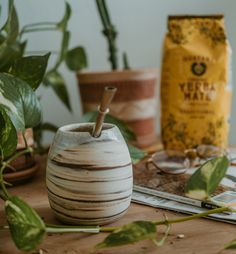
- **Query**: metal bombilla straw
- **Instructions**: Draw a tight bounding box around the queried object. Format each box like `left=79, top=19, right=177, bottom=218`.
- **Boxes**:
left=92, top=86, right=117, bottom=137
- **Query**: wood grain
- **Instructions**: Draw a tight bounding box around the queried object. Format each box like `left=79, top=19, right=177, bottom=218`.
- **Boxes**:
left=0, top=156, right=236, bottom=254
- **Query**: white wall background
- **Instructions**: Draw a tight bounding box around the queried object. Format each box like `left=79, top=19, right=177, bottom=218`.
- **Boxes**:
left=1, top=0, right=236, bottom=144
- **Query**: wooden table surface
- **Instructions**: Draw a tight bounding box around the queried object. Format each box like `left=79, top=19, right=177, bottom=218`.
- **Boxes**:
left=0, top=156, right=236, bottom=254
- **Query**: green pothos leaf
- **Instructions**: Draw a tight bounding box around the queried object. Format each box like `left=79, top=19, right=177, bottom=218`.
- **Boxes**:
left=0, top=73, right=42, bottom=131
left=44, top=70, right=71, bottom=111
left=225, top=239, right=236, bottom=249
left=1, top=0, right=19, bottom=44
left=128, top=144, right=147, bottom=164
left=0, top=41, right=26, bottom=72
left=56, top=2, right=71, bottom=31
left=0, top=107, right=17, bottom=158
left=185, top=156, right=229, bottom=200
left=80, top=111, right=136, bottom=142
left=9, top=53, right=50, bottom=90
left=65, top=46, right=88, bottom=71
left=5, top=196, right=46, bottom=251
left=96, top=221, right=156, bottom=249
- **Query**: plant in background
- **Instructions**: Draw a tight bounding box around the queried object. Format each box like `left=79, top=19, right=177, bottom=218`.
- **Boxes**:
left=95, top=0, right=130, bottom=70
left=17, top=2, right=88, bottom=150
left=19, top=2, right=87, bottom=111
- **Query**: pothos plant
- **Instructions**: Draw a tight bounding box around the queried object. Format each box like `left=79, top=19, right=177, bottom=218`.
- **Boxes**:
left=18, top=1, right=87, bottom=150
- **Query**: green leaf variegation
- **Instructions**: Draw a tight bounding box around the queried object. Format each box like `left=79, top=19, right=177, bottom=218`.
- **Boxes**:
left=5, top=196, right=46, bottom=252
left=96, top=221, right=156, bottom=248
left=0, top=73, right=42, bottom=130
left=0, top=107, right=17, bottom=158
left=9, top=53, right=50, bottom=90
left=185, top=156, right=229, bottom=200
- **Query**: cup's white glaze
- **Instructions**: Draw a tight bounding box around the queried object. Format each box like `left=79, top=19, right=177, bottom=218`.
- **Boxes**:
left=46, top=123, right=133, bottom=225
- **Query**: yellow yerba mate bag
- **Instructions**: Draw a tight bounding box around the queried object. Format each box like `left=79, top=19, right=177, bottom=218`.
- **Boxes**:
left=161, top=15, right=232, bottom=150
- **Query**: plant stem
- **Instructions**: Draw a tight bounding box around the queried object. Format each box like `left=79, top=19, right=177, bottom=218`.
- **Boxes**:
left=153, top=206, right=230, bottom=225
left=95, top=0, right=118, bottom=70
left=0, top=190, right=7, bottom=201
left=20, top=27, right=58, bottom=38
left=22, top=22, right=58, bottom=29
left=123, top=52, right=130, bottom=70
left=100, top=206, right=231, bottom=233
left=46, top=223, right=100, bottom=233
left=26, top=50, right=59, bottom=55
left=5, top=148, right=32, bottom=166
left=0, top=148, right=32, bottom=200
left=46, top=226, right=100, bottom=234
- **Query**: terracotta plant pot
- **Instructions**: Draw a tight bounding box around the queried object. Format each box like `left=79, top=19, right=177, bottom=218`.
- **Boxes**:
left=3, top=128, right=39, bottom=183
left=46, top=123, right=133, bottom=225
left=77, top=68, right=158, bottom=147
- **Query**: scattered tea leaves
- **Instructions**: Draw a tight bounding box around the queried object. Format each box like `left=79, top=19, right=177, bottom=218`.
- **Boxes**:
left=96, top=221, right=156, bottom=248
left=185, top=156, right=229, bottom=200
left=5, top=196, right=46, bottom=251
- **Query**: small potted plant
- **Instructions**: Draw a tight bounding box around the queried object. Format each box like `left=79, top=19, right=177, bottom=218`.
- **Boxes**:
left=76, top=0, right=158, bottom=147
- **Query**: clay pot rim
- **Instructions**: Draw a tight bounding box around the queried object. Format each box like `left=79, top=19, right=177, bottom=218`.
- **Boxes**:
left=58, top=122, right=115, bottom=135
left=77, top=67, right=158, bottom=82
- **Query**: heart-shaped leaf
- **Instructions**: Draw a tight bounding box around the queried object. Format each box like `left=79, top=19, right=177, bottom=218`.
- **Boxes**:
left=80, top=111, right=136, bottom=142
left=1, top=0, right=19, bottom=44
left=0, top=73, right=42, bottom=131
left=44, top=70, right=71, bottom=111
left=185, top=156, right=229, bottom=200
left=9, top=53, right=50, bottom=90
left=0, top=107, right=17, bottom=158
left=5, top=196, right=46, bottom=251
left=96, top=221, right=156, bottom=248
left=0, top=40, right=26, bottom=72
left=65, top=46, right=88, bottom=71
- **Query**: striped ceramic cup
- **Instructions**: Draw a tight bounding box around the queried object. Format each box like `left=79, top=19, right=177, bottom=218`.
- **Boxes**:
left=46, top=123, right=133, bottom=225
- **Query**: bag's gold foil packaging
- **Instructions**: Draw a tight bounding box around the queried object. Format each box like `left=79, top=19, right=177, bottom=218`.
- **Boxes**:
left=161, top=15, right=232, bottom=150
